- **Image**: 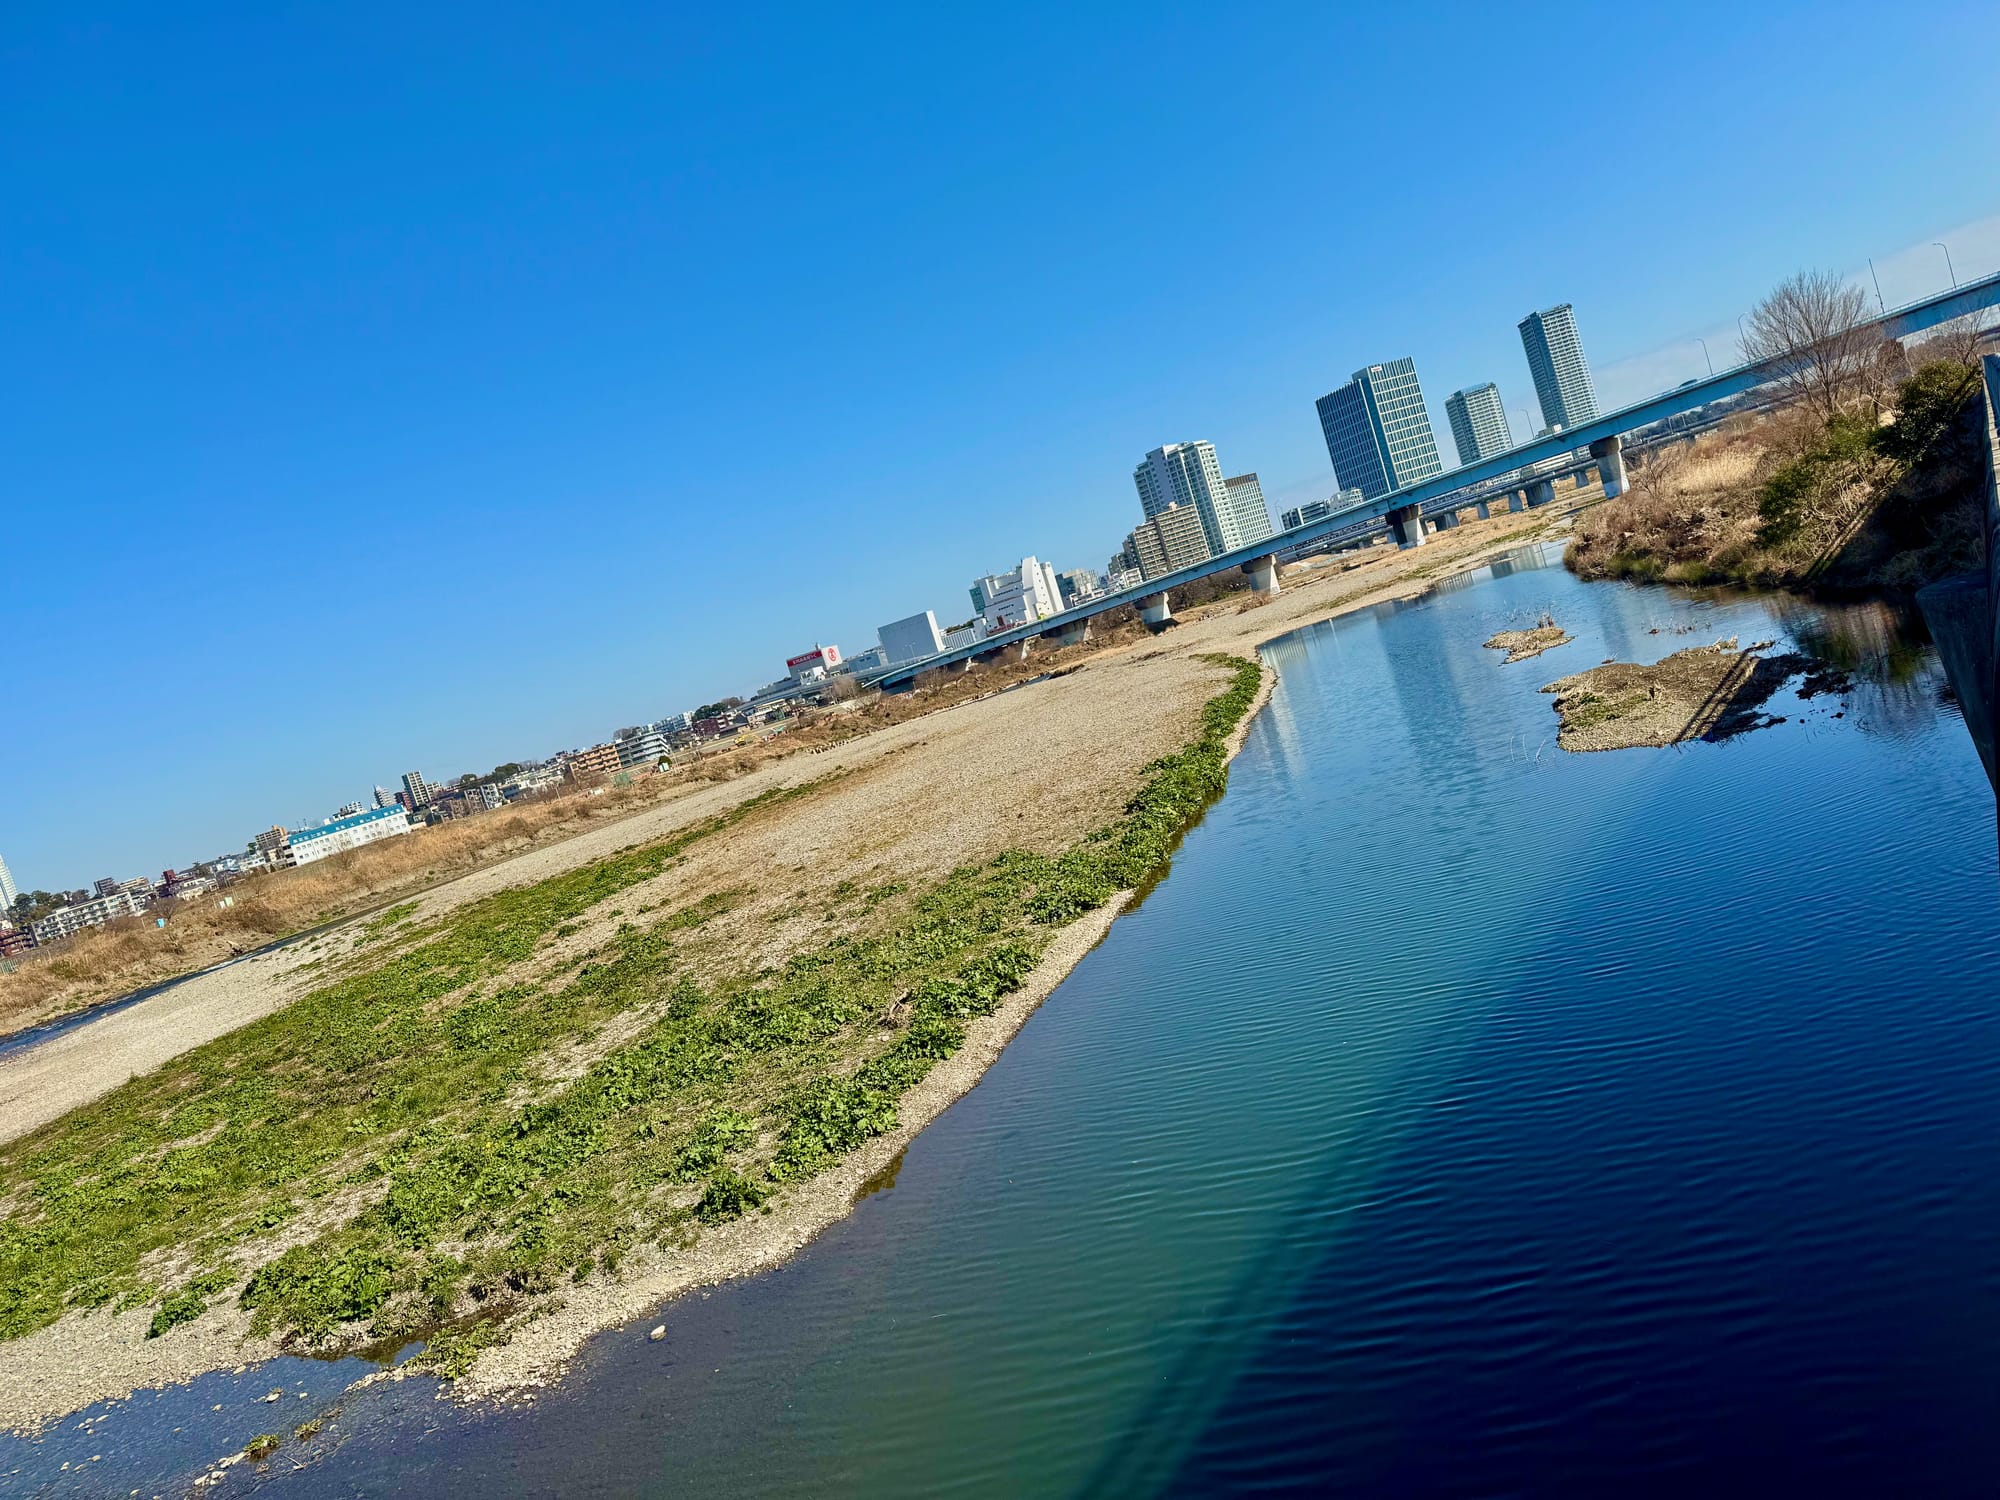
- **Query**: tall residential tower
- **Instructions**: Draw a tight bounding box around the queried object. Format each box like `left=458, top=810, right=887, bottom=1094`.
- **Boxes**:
left=0, top=852, right=16, bottom=910
left=1518, top=303, right=1598, bottom=433
left=1314, top=358, right=1444, bottom=500
left=1444, top=383, right=1515, bottom=466
left=1134, top=442, right=1271, bottom=556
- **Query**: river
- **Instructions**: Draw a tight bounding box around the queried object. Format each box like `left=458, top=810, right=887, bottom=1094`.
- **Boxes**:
left=10, top=544, right=1999, bottom=1497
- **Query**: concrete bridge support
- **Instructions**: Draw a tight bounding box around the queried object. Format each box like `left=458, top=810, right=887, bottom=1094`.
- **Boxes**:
left=1507, top=490, right=1526, bottom=513
left=1589, top=435, right=1629, bottom=499
left=1385, top=504, right=1427, bottom=548
left=1434, top=510, right=1462, bottom=532
left=1526, top=478, right=1556, bottom=508
left=1475, top=501, right=1492, bottom=520
left=1045, top=619, right=1090, bottom=649
left=1240, top=553, right=1281, bottom=597
left=1138, top=591, right=1174, bottom=630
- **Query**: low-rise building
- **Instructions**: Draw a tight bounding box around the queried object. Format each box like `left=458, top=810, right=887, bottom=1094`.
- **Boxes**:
left=0, top=925, right=33, bottom=957
left=285, top=804, right=414, bottom=867
left=977, top=557, right=1063, bottom=634
left=616, top=729, right=673, bottom=768
left=839, top=645, right=887, bottom=675
left=1281, top=489, right=1366, bottom=530
left=32, top=889, right=148, bottom=944
left=786, top=644, right=842, bottom=683
left=878, top=610, right=947, bottom=666
left=1056, top=569, right=1104, bottom=608
left=566, top=743, right=624, bottom=780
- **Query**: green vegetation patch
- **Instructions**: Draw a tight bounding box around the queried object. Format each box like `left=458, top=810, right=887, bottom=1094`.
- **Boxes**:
left=0, top=660, right=1264, bottom=1372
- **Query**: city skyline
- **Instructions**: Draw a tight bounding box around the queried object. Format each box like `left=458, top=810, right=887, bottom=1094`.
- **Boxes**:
left=5, top=2, right=1997, bottom=887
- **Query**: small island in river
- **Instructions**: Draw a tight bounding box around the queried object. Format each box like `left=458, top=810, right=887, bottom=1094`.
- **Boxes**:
left=1541, top=637, right=1848, bottom=752
left=1484, top=615, right=1573, bottom=664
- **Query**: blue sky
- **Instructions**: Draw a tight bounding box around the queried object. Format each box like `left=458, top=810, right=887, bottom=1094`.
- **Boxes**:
left=4, top=0, right=1997, bottom=890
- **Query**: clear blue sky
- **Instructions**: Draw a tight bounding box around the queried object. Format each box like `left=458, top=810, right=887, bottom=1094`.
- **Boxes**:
left=5, top=0, right=1997, bottom=891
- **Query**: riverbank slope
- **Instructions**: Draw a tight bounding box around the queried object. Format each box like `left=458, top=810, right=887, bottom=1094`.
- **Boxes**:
left=0, top=506, right=1572, bottom=1431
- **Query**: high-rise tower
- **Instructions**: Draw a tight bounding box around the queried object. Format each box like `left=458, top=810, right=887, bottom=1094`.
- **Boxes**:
left=1518, top=303, right=1598, bottom=433
left=1134, top=441, right=1269, bottom=555
left=1444, top=383, right=1515, bottom=466
left=1314, top=358, right=1444, bottom=500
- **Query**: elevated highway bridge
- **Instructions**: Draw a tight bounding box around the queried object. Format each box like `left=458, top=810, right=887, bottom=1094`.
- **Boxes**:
left=877, top=270, right=2000, bottom=690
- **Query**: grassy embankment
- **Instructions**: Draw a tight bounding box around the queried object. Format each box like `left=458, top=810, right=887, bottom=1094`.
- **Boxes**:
left=1566, top=358, right=1987, bottom=593
left=0, top=657, right=1262, bottom=1380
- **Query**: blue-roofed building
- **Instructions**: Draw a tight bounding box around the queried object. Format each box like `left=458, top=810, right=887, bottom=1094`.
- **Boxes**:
left=285, top=803, right=414, bottom=867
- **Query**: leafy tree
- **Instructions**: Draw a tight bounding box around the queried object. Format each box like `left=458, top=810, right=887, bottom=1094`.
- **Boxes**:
left=1757, top=414, right=1878, bottom=550
left=1874, top=359, right=1979, bottom=467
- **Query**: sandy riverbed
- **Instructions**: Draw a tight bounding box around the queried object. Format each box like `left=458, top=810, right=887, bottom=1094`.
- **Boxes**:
left=0, top=506, right=1574, bottom=1431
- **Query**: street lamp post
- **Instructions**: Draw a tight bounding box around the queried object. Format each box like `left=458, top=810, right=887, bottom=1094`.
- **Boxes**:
left=1867, top=258, right=1888, bottom=314
left=1694, top=337, right=1713, bottom=376
left=1736, top=312, right=1751, bottom=359
left=1934, top=241, right=1958, bottom=289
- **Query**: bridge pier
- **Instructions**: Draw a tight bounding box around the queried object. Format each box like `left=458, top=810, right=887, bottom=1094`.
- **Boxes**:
left=1138, top=591, right=1174, bottom=630
left=1526, top=478, right=1556, bottom=508
left=1385, top=504, right=1427, bottom=548
left=1045, top=619, right=1090, bottom=648
left=1240, top=553, right=1281, bottom=596
left=1507, top=489, right=1525, bottom=513
left=1589, top=435, right=1629, bottom=499
left=1475, top=501, right=1491, bottom=520
left=1434, top=510, right=1462, bottom=532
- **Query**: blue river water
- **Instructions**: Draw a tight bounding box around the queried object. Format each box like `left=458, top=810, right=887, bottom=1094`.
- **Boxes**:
left=10, top=545, right=1999, bottom=1497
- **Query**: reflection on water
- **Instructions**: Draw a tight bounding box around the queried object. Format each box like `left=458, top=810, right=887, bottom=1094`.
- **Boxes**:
left=17, top=547, right=2000, bottom=1498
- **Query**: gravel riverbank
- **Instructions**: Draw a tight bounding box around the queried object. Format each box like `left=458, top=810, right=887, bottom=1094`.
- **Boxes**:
left=0, top=508, right=1572, bottom=1432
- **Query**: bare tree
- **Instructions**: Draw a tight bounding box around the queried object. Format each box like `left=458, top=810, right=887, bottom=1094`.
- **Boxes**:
left=1741, top=269, right=1877, bottom=424
left=1909, top=311, right=1990, bottom=371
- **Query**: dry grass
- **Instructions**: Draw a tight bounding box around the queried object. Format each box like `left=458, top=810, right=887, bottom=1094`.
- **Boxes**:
left=0, top=777, right=719, bottom=1035
left=1566, top=427, right=1775, bottom=586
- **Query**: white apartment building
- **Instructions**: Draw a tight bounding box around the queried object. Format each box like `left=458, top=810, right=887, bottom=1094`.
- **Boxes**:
left=32, top=889, right=148, bottom=944
left=0, top=853, right=16, bottom=909
left=978, top=557, right=1062, bottom=635
left=616, top=729, right=674, bottom=768
left=1135, top=442, right=1273, bottom=556
left=286, top=804, right=414, bottom=867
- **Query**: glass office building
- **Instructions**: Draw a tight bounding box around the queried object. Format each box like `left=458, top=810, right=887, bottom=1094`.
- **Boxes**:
left=1314, top=358, right=1444, bottom=500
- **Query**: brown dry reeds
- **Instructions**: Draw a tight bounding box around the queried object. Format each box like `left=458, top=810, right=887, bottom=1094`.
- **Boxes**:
left=0, top=775, right=709, bottom=1036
